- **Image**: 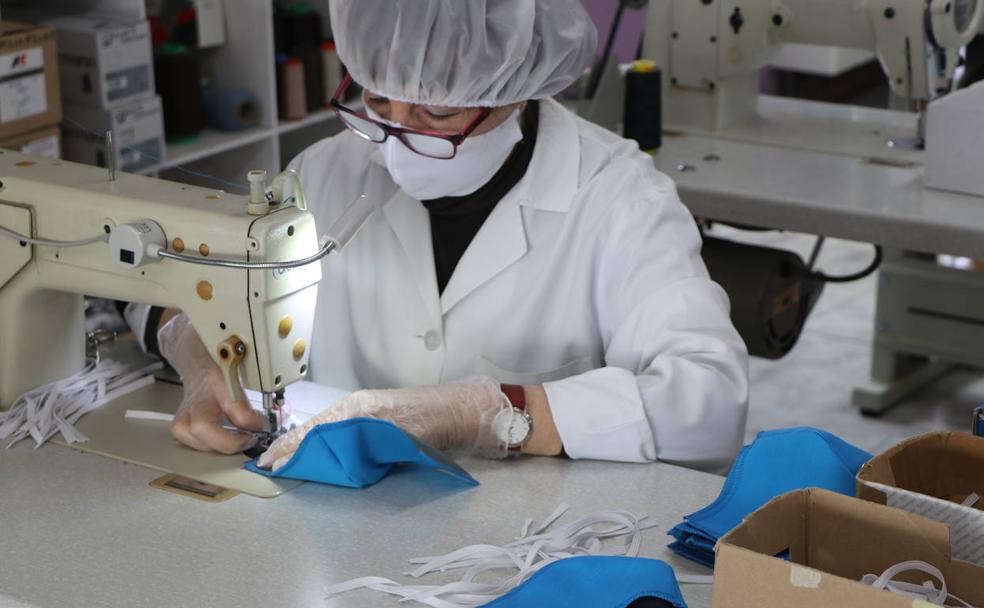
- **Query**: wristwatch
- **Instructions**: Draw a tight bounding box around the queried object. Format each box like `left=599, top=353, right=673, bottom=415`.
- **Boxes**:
left=494, top=384, right=534, bottom=452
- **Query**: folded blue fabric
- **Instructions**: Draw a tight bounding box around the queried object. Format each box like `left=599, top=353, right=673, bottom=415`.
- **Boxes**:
left=667, top=427, right=871, bottom=568
left=244, top=417, right=478, bottom=489
left=482, top=557, right=687, bottom=608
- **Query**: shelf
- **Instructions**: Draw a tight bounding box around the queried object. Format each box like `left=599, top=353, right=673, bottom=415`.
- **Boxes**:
left=162, top=126, right=273, bottom=168
left=277, top=108, right=338, bottom=134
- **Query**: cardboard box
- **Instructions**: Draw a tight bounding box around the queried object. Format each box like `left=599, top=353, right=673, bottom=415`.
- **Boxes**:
left=62, top=95, right=163, bottom=174
left=857, top=431, right=984, bottom=564
left=712, top=488, right=984, bottom=608
left=13, top=12, right=154, bottom=109
left=0, top=21, right=61, bottom=140
left=0, top=124, right=61, bottom=160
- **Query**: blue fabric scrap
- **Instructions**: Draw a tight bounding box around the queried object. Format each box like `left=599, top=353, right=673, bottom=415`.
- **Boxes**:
left=667, top=427, right=871, bottom=568
left=244, top=417, right=478, bottom=489
left=482, top=556, right=687, bottom=608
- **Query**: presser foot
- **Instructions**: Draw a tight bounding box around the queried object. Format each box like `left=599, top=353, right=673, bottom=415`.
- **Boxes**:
left=243, top=429, right=283, bottom=459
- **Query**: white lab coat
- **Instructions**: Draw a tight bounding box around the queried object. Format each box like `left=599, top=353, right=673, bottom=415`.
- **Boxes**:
left=287, top=99, right=749, bottom=468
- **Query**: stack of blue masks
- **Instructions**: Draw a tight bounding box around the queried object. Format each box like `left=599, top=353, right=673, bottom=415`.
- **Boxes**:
left=245, top=417, right=478, bottom=489
left=483, top=557, right=687, bottom=608
left=668, top=427, right=871, bottom=568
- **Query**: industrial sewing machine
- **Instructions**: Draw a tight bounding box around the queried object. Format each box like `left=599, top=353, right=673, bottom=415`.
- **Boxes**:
left=642, top=0, right=982, bottom=143
left=636, top=0, right=984, bottom=413
left=0, top=149, right=352, bottom=497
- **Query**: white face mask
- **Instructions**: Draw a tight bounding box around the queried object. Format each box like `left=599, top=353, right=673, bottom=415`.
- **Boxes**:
left=366, top=106, right=523, bottom=200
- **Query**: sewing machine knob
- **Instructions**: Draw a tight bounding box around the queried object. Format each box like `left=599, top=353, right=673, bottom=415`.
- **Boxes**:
left=196, top=281, right=213, bottom=301
left=292, top=339, right=306, bottom=360
left=278, top=315, right=293, bottom=338
left=247, top=170, right=269, bottom=216
left=729, top=7, right=745, bottom=34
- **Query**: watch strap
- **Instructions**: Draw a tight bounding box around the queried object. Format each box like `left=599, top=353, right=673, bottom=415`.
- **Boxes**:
left=500, top=383, right=526, bottom=411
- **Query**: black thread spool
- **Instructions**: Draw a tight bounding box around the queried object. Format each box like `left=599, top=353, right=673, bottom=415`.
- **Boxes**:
left=155, top=43, right=206, bottom=142
left=623, top=60, right=662, bottom=151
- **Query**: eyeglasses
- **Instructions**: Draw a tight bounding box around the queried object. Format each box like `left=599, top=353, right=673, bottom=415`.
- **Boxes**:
left=329, top=74, right=492, bottom=160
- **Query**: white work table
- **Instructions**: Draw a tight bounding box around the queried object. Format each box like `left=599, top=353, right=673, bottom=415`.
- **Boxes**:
left=653, top=134, right=984, bottom=258
left=647, top=97, right=984, bottom=258
left=0, top=442, right=721, bottom=608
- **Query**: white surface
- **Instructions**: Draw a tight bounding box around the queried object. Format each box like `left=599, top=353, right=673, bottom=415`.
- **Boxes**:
left=653, top=133, right=984, bottom=258
left=770, top=44, right=874, bottom=76
left=193, top=0, right=225, bottom=48
left=0, top=442, right=721, bottom=608
left=692, top=95, right=922, bottom=163
left=924, top=80, right=984, bottom=198
left=162, top=126, right=272, bottom=170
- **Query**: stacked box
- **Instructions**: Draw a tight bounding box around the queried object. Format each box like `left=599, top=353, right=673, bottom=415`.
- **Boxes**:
left=0, top=21, right=62, bottom=150
left=9, top=11, right=163, bottom=172
left=0, top=124, right=61, bottom=159
left=62, top=96, right=164, bottom=174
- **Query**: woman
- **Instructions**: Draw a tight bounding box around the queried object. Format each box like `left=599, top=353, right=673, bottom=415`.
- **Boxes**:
left=153, top=0, right=749, bottom=472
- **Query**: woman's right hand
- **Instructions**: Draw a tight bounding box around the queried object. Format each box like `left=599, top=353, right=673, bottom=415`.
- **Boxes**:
left=157, top=313, right=267, bottom=454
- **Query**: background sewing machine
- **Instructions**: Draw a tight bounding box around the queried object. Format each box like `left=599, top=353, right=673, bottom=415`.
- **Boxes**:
left=644, top=0, right=980, bottom=138
left=0, top=150, right=335, bottom=497
left=626, top=0, right=984, bottom=413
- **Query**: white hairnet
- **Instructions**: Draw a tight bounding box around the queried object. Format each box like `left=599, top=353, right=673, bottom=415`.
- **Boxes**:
left=329, top=0, right=598, bottom=107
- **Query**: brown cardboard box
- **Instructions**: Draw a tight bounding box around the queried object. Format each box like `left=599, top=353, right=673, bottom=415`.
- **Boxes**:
left=712, top=489, right=984, bottom=608
left=0, top=21, right=61, bottom=139
left=0, top=124, right=60, bottom=159
left=857, top=432, right=984, bottom=564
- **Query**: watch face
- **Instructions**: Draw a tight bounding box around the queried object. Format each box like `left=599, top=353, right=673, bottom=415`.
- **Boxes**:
left=507, top=413, right=531, bottom=445
left=493, top=408, right=532, bottom=447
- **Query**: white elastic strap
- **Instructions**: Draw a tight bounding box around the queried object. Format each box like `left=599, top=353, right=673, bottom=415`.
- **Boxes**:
left=125, top=410, right=175, bottom=422
left=324, top=506, right=660, bottom=608
left=861, top=560, right=973, bottom=607
left=961, top=493, right=980, bottom=507
left=0, top=359, right=162, bottom=449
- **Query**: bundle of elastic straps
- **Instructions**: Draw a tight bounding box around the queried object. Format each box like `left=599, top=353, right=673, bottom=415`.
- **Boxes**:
left=0, top=359, right=162, bottom=448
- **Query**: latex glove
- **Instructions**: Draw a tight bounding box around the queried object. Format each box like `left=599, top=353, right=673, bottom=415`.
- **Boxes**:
left=256, top=377, right=511, bottom=471
left=158, top=313, right=267, bottom=454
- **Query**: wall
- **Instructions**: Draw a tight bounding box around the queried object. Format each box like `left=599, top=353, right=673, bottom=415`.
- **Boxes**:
left=581, top=0, right=647, bottom=63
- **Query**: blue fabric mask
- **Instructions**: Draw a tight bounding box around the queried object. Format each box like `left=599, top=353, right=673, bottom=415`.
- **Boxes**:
left=481, top=557, right=688, bottom=608
left=668, top=427, right=871, bottom=568
left=245, top=417, right=478, bottom=488
left=975, top=406, right=983, bottom=437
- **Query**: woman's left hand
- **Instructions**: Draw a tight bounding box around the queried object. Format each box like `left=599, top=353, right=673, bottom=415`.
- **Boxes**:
left=256, top=377, right=511, bottom=471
